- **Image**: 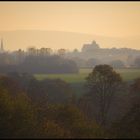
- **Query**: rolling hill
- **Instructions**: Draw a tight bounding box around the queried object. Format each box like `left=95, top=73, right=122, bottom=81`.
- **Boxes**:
left=0, top=30, right=140, bottom=52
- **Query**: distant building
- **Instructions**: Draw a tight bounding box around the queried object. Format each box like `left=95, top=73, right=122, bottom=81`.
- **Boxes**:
left=82, top=40, right=100, bottom=52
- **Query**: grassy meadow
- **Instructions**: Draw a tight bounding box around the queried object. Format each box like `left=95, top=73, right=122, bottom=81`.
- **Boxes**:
left=34, top=68, right=140, bottom=83
left=34, top=68, right=140, bottom=96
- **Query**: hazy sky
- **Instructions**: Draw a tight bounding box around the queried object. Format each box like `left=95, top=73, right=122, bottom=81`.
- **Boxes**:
left=0, top=2, right=140, bottom=37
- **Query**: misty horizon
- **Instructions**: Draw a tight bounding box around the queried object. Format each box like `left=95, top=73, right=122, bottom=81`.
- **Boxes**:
left=0, top=30, right=140, bottom=52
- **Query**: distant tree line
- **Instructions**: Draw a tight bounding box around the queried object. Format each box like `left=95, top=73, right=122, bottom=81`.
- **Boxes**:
left=0, top=55, right=79, bottom=74
left=0, top=40, right=140, bottom=72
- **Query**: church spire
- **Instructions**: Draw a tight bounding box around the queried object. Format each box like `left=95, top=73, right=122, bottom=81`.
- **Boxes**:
left=0, top=38, right=4, bottom=52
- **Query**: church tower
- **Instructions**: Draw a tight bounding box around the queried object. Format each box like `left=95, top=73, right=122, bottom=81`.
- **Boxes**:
left=0, top=39, right=4, bottom=53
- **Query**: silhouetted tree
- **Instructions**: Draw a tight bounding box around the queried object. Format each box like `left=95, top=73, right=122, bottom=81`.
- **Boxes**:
left=86, top=65, right=123, bottom=126
left=109, top=78, right=140, bottom=138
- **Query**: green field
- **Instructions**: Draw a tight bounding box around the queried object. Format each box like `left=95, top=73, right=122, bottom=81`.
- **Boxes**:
left=34, top=68, right=140, bottom=83
left=34, top=68, right=140, bottom=97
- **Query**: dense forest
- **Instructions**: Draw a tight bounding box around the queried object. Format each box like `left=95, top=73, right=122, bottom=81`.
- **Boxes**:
left=0, top=65, right=140, bottom=138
